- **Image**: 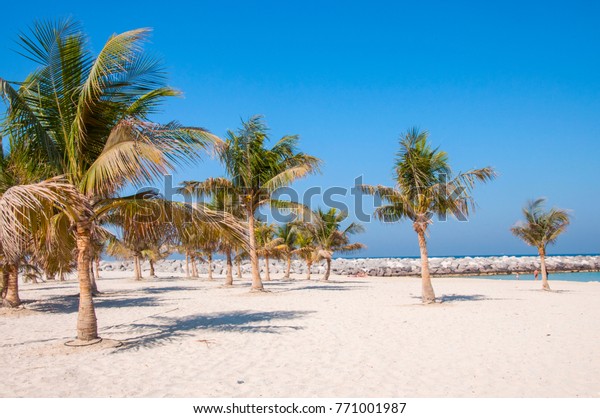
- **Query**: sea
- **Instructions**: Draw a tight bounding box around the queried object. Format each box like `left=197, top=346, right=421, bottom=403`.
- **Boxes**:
left=466, top=271, right=600, bottom=283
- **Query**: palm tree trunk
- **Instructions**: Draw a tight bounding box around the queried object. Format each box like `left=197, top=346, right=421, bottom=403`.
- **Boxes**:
left=95, top=258, right=100, bottom=280
left=416, top=228, right=436, bottom=303
left=185, top=251, right=190, bottom=278
left=323, top=258, right=332, bottom=281
left=133, top=254, right=142, bottom=281
left=284, top=255, right=292, bottom=279
left=89, top=264, right=99, bottom=295
left=264, top=254, right=271, bottom=281
left=236, top=257, right=242, bottom=279
left=149, top=259, right=156, bottom=277
left=306, top=261, right=312, bottom=280
left=75, top=220, right=98, bottom=341
left=207, top=254, right=213, bottom=281
left=539, top=247, right=551, bottom=291
left=225, top=248, right=234, bottom=286
left=191, top=256, right=199, bottom=278
left=247, top=205, right=263, bottom=291
left=0, top=266, right=8, bottom=299
left=3, top=262, right=20, bottom=307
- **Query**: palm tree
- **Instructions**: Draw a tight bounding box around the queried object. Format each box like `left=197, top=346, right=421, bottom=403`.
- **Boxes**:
left=183, top=116, right=321, bottom=291
left=511, top=198, right=570, bottom=290
left=255, top=222, right=284, bottom=281
left=180, top=178, right=245, bottom=286
left=362, top=128, right=496, bottom=303
left=293, top=232, right=317, bottom=280
left=301, top=208, right=365, bottom=280
left=1, top=20, right=219, bottom=340
left=276, top=222, right=298, bottom=279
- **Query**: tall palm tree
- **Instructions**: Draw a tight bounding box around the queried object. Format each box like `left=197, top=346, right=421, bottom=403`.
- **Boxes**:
left=276, top=222, right=298, bottom=279
left=362, top=128, right=496, bottom=303
left=301, top=208, right=365, bottom=280
left=183, top=116, right=321, bottom=291
left=1, top=20, right=218, bottom=340
left=511, top=198, right=570, bottom=291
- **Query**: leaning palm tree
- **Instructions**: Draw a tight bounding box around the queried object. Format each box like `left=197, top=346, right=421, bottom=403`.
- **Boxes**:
left=362, top=128, right=496, bottom=303
left=511, top=198, right=570, bottom=291
left=1, top=20, right=220, bottom=340
left=183, top=116, right=321, bottom=291
left=301, top=208, right=365, bottom=280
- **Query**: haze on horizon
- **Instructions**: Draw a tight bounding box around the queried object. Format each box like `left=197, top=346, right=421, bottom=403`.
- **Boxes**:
left=1, top=0, right=598, bottom=257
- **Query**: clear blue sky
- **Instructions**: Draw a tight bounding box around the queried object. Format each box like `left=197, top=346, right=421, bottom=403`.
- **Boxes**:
left=1, top=1, right=598, bottom=257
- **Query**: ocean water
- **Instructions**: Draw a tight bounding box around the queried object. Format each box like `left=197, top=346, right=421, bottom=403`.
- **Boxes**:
left=468, top=271, right=600, bottom=283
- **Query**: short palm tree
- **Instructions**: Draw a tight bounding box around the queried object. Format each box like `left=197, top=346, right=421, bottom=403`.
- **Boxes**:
left=180, top=178, right=245, bottom=286
left=1, top=20, right=219, bottom=340
left=293, top=232, right=317, bottom=280
left=276, top=222, right=298, bottom=279
left=255, top=222, right=284, bottom=281
left=183, top=116, right=321, bottom=291
left=300, top=208, right=365, bottom=280
left=511, top=198, right=570, bottom=290
left=362, top=128, right=496, bottom=303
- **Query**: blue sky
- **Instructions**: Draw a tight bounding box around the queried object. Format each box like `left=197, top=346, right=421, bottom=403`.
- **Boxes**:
left=1, top=1, right=598, bottom=257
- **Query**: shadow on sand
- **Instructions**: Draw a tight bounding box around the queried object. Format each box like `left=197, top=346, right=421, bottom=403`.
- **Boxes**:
left=111, top=310, right=313, bottom=351
left=27, top=295, right=163, bottom=314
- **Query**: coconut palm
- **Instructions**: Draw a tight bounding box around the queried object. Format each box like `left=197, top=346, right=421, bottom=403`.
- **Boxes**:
left=361, top=128, right=496, bottom=303
left=301, top=208, right=365, bottom=280
left=180, top=178, right=245, bottom=286
left=1, top=20, right=220, bottom=340
left=276, top=222, right=298, bottom=279
left=255, top=222, right=284, bottom=281
left=293, top=232, right=317, bottom=280
left=511, top=198, right=570, bottom=290
left=183, top=116, right=321, bottom=291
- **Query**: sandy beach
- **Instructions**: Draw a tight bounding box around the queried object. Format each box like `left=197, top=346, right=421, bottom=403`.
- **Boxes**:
left=1, top=273, right=598, bottom=398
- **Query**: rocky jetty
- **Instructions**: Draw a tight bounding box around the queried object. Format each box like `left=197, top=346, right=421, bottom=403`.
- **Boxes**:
left=98, top=255, right=600, bottom=277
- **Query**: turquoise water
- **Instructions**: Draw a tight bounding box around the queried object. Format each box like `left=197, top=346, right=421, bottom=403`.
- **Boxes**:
left=469, top=271, right=600, bottom=283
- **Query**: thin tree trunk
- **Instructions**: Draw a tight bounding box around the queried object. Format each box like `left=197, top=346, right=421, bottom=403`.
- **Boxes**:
left=539, top=247, right=551, bottom=291
left=323, top=258, right=331, bottom=281
left=417, top=228, right=436, bottom=304
left=284, top=255, right=292, bottom=279
left=149, top=259, right=156, bottom=277
left=185, top=251, right=190, bottom=278
left=3, top=262, right=20, bottom=307
left=264, top=254, right=271, bottom=281
left=247, top=205, right=263, bottom=290
left=207, top=253, right=213, bottom=281
left=225, top=248, right=234, bottom=286
left=191, top=256, right=199, bottom=278
left=133, top=254, right=142, bottom=281
left=236, top=257, right=242, bottom=279
left=95, top=258, right=100, bottom=280
left=76, top=220, right=98, bottom=341
left=90, top=260, right=100, bottom=296
left=306, top=261, right=312, bottom=280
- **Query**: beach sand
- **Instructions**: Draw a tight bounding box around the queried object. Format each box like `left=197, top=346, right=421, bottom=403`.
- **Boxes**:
left=1, top=272, right=599, bottom=397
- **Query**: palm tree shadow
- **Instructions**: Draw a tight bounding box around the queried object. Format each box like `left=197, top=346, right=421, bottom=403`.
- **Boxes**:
left=27, top=295, right=162, bottom=314
left=410, top=294, right=497, bottom=303
left=111, top=310, right=313, bottom=352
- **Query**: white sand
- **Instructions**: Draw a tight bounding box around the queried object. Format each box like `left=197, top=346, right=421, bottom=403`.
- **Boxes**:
left=1, top=272, right=599, bottom=397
